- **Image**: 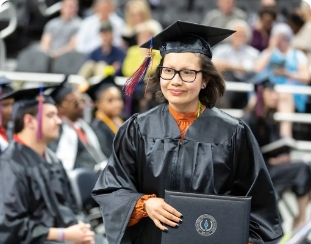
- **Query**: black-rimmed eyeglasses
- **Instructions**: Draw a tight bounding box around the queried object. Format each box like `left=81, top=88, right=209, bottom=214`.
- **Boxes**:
left=157, top=66, right=202, bottom=83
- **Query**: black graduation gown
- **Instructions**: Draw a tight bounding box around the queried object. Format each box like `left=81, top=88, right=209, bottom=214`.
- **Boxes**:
left=0, top=142, right=79, bottom=243
left=92, top=104, right=283, bottom=244
left=91, top=118, right=115, bottom=157
left=243, top=112, right=311, bottom=197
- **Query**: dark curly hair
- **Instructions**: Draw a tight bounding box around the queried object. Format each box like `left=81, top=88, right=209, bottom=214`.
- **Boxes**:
left=148, top=53, right=226, bottom=108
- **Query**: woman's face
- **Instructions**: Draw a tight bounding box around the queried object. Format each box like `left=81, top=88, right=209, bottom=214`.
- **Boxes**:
left=97, top=87, right=124, bottom=118
left=160, top=53, right=207, bottom=111
left=275, top=34, right=290, bottom=52
left=129, top=7, right=145, bottom=26
left=262, top=88, right=279, bottom=109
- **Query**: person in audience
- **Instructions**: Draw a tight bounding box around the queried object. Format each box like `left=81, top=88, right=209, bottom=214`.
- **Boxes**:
left=78, top=21, right=126, bottom=79
left=250, top=7, right=277, bottom=52
left=201, top=0, right=247, bottom=28
left=292, top=1, right=311, bottom=67
left=0, top=76, right=14, bottom=153
left=40, top=0, right=81, bottom=58
left=243, top=79, right=311, bottom=229
left=213, top=19, right=260, bottom=108
left=254, top=23, right=310, bottom=137
left=48, top=79, right=107, bottom=171
left=75, top=0, right=124, bottom=53
left=0, top=87, right=96, bottom=243
left=84, top=76, right=124, bottom=157
left=122, top=0, right=162, bottom=48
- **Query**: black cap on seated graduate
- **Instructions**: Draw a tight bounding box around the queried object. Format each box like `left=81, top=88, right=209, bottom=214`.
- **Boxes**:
left=84, top=75, right=118, bottom=101
left=49, top=76, right=73, bottom=105
left=140, top=20, right=235, bottom=59
left=0, top=76, right=13, bottom=95
left=0, top=86, right=56, bottom=120
left=123, top=20, right=235, bottom=96
left=254, top=77, right=275, bottom=117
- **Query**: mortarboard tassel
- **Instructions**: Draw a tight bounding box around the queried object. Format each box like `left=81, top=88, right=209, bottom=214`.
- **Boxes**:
left=123, top=37, right=155, bottom=96
left=37, top=86, right=44, bottom=140
left=256, top=85, right=263, bottom=117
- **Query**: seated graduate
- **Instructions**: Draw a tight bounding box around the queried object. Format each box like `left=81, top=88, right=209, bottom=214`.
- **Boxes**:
left=92, top=21, right=283, bottom=244
left=48, top=78, right=107, bottom=171
left=0, top=86, right=95, bottom=243
left=83, top=75, right=124, bottom=157
left=0, top=76, right=14, bottom=153
left=242, top=79, right=311, bottom=229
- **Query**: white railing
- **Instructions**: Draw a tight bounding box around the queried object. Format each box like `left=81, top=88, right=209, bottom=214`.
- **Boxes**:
left=0, top=1, right=18, bottom=70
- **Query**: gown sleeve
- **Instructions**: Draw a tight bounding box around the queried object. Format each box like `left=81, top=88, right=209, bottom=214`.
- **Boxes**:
left=0, top=159, right=50, bottom=243
left=92, top=115, right=144, bottom=244
left=231, top=121, right=283, bottom=244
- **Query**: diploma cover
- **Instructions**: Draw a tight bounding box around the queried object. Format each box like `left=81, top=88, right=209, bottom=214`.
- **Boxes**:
left=162, top=190, right=251, bottom=244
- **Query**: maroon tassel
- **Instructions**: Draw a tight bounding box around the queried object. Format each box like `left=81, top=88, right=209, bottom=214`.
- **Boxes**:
left=123, top=38, right=154, bottom=96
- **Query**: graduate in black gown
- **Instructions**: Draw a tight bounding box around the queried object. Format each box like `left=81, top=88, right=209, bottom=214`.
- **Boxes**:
left=92, top=21, right=283, bottom=244
left=243, top=79, right=311, bottom=229
left=48, top=79, right=107, bottom=171
left=0, top=87, right=95, bottom=243
left=84, top=76, right=124, bottom=157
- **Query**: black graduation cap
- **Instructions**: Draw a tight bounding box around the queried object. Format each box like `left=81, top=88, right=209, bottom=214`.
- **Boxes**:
left=0, top=76, right=13, bottom=94
left=254, top=78, right=275, bottom=117
left=50, top=76, right=73, bottom=105
left=85, top=76, right=118, bottom=101
left=140, top=20, right=235, bottom=58
left=0, top=86, right=56, bottom=120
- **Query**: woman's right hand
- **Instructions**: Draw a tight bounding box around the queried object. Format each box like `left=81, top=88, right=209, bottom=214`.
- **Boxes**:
left=64, top=222, right=95, bottom=244
left=144, top=197, right=182, bottom=231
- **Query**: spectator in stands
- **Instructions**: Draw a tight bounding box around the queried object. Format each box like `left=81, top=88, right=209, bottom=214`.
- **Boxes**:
left=122, top=22, right=161, bottom=78
left=0, top=87, right=96, bottom=243
left=292, top=1, right=311, bottom=67
left=0, top=76, right=14, bottom=153
left=201, top=0, right=246, bottom=28
left=213, top=19, right=259, bottom=108
left=84, top=76, right=124, bottom=157
left=254, top=23, right=310, bottom=137
left=78, top=21, right=125, bottom=78
left=287, top=12, right=305, bottom=35
left=48, top=79, right=107, bottom=171
left=40, top=0, right=81, bottom=58
left=250, top=7, right=277, bottom=52
left=122, top=0, right=162, bottom=48
left=243, top=79, right=311, bottom=229
left=75, top=0, right=124, bottom=54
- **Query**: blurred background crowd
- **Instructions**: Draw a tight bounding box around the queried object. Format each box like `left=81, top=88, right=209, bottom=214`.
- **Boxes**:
left=1, top=0, right=311, bottom=242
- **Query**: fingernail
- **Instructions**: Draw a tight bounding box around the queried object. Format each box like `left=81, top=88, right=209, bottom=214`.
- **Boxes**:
left=179, top=219, right=183, bottom=224
left=163, top=228, right=168, bottom=232
left=175, top=224, right=179, bottom=228
left=180, top=215, right=183, bottom=219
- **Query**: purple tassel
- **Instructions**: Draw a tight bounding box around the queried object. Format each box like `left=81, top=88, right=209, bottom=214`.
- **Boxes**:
left=37, top=86, right=43, bottom=140
left=123, top=37, right=154, bottom=96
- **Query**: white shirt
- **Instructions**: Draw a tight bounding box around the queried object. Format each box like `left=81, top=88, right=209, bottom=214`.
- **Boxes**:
left=213, top=44, right=260, bottom=80
left=75, top=13, right=124, bottom=54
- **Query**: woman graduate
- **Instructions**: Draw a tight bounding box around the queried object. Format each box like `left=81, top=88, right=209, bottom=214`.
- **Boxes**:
left=92, top=21, right=283, bottom=244
left=84, top=76, right=124, bottom=157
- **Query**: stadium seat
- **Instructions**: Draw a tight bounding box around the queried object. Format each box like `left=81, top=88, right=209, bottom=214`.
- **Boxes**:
left=16, top=48, right=50, bottom=73
left=51, top=51, right=87, bottom=75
